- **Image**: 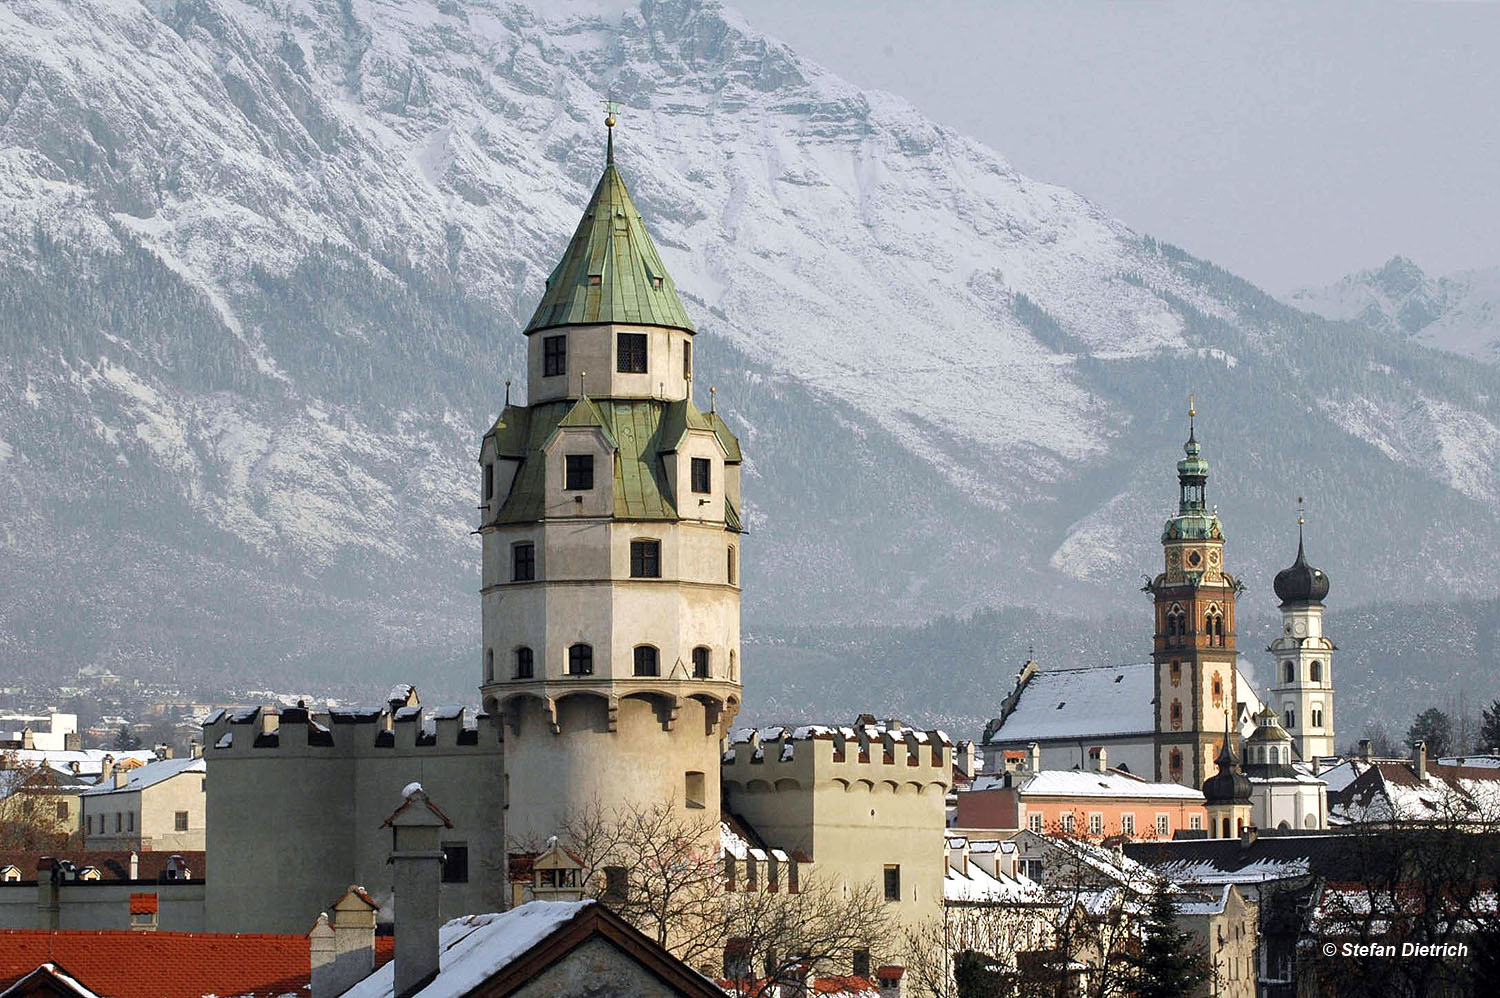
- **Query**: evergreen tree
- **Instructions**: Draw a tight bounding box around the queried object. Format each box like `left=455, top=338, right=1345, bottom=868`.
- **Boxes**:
left=1479, top=700, right=1500, bottom=753
left=113, top=725, right=141, bottom=752
left=1405, top=708, right=1453, bottom=758
left=1125, top=887, right=1210, bottom=998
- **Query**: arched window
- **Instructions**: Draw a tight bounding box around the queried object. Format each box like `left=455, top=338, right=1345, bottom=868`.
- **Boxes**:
left=1312, top=707, right=1323, bottom=728
left=633, top=645, right=659, bottom=677
left=1284, top=661, right=1295, bottom=684
left=692, top=646, right=711, bottom=679
left=1310, top=660, right=1323, bottom=682
left=1166, top=605, right=1186, bottom=641
left=1204, top=606, right=1225, bottom=647
left=1221, top=817, right=1231, bottom=839
left=568, top=644, right=593, bottom=676
left=515, top=647, right=534, bottom=679
left=1284, top=707, right=1296, bottom=729
left=1169, top=749, right=1184, bottom=780
left=485, top=649, right=494, bottom=682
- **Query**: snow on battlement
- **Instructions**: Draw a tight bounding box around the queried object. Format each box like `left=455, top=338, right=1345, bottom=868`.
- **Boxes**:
left=202, top=694, right=494, bottom=757
left=723, top=715, right=951, bottom=777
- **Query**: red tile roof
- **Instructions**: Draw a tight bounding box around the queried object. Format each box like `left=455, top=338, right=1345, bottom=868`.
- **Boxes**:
left=0, top=931, right=308, bottom=998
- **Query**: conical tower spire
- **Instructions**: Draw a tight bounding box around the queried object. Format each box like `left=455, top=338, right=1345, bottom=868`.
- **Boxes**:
left=524, top=107, right=695, bottom=336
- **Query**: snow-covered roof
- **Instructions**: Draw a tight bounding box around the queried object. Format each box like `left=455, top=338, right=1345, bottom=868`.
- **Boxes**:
left=81, top=757, right=205, bottom=797
left=1330, top=758, right=1500, bottom=824
left=341, top=902, right=593, bottom=998
left=4, top=749, right=157, bottom=778
left=972, top=769, right=1204, bottom=801
left=986, top=662, right=1264, bottom=745
left=1173, top=884, right=1232, bottom=917
left=945, top=858, right=1047, bottom=904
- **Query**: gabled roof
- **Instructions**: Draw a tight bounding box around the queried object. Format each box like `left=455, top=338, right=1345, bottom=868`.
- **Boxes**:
left=0, top=852, right=205, bottom=883
left=979, top=769, right=1204, bottom=802
left=0, top=931, right=308, bottom=998
left=80, top=758, right=204, bottom=797
left=340, top=901, right=724, bottom=998
left=483, top=400, right=743, bottom=530
left=524, top=161, right=695, bottom=335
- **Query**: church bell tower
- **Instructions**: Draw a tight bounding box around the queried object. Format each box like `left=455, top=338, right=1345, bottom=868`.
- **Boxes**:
left=476, top=112, right=744, bottom=843
left=1268, top=510, right=1335, bottom=762
left=1147, top=399, right=1240, bottom=788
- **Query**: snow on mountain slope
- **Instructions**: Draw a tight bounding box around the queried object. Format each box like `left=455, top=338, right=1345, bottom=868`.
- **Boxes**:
left=1288, top=256, right=1500, bottom=363
left=3, top=0, right=1500, bottom=699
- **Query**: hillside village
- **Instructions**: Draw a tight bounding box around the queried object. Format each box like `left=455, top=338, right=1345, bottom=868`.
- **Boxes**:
left=2, top=117, right=1499, bottom=998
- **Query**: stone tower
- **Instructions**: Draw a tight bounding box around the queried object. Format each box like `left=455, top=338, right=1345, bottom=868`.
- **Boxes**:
left=1268, top=522, right=1335, bottom=761
left=1147, top=400, right=1240, bottom=788
left=478, top=117, right=744, bottom=843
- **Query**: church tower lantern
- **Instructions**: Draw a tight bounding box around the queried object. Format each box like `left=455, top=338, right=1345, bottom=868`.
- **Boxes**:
left=1268, top=509, right=1335, bottom=762
left=477, top=112, right=744, bottom=843
left=1147, top=399, right=1241, bottom=788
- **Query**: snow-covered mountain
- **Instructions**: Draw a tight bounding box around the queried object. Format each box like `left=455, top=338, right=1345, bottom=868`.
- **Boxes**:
left=1287, top=256, right=1500, bottom=363
left=3, top=0, right=1500, bottom=712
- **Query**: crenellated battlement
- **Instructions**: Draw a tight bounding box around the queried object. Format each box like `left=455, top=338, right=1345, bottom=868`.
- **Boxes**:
left=202, top=688, right=499, bottom=759
left=722, top=716, right=951, bottom=794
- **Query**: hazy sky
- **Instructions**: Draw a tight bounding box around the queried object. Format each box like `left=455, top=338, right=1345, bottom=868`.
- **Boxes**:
left=731, top=0, right=1500, bottom=292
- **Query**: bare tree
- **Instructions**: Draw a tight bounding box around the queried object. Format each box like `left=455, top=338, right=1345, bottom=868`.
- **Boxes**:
left=0, top=750, right=78, bottom=851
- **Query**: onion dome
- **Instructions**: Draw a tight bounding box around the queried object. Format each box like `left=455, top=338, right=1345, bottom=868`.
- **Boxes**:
left=1273, top=533, right=1330, bottom=605
left=1202, top=735, right=1252, bottom=805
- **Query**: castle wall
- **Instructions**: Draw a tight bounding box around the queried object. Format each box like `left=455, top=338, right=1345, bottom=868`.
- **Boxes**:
left=723, top=723, right=950, bottom=944
left=0, top=881, right=204, bottom=931
left=202, top=705, right=505, bottom=934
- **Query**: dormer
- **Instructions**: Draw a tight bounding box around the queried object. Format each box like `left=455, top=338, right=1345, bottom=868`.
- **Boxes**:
left=530, top=836, right=586, bottom=902
left=659, top=400, right=730, bottom=523
left=542, top=397, right=617, bottom=519
left=479, top=405, right=530, bottom=521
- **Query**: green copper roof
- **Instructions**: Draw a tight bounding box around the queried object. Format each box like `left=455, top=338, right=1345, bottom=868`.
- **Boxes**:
left=482, top=398, right=742, bottom=529
left=524, top=162, right=696, bottom=335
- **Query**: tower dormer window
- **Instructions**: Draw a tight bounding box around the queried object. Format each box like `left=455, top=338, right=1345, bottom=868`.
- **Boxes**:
left=568, top=644, right=593, bottom=676
left=630, top=539, right=661, bottom=578
left=691, top=457, right=711, bottom=494
left=633, top=645, right=659, bottom=677
left=543, top=335, right=567, bottom=377
left=617, top=333, right=647, bottom=373
left=512, top=542, right=535, bottom=582
left=565, top=454, right=594, bottom=491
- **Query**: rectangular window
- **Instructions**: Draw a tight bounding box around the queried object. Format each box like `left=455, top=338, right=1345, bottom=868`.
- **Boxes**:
left=691, top=457, right=711, bottom=494
left=724, top=856, right=736, bottom=891
left=1028, top=812, right=1043, bottom=834
left=883, top=864, right=901, bottom=902
left=568, top=644, right=593, bottom=676
left=515, top=647, right=534, bottom=679
left=746, top=856, right=759, bottom=891
left=686, top=771, right=706, bottom=809
left=1059, top=813, right=1074, bottom=834
left=1024, top=859, right=1043, bottom=882
left=1121, top=813, right=1136, bottom=836
left=787, top=860, right=799, bottom=894
left=634, top=646, right=659, bottom=677
left=86, top=815, right=93, bottom=835
left=56, top=802, right=68, bottom=821
left=603, top=866, right=627, bottom=901
left=512, top=542, right=535, bottom=582
left=683, top=340, right=692, bottom=380
left=127, top=811, right=134, bottom=832
left=564, top=454, right=594, bottom=491
left=617, top=332, right=647, bottom=373
left=174, top=811, right=188, bottom=832
left=1156, top=814, right=1171, bottom=837
left=115, top=813, right=122, bottom=833
left=1189, top=814, right=1203, bottom=831
left=692, top=647, right=710, bottom=679
left=1088, top=813, right=1103, bottom=836
left=441, top=843, right=469, bottom=883
left=630, top=539, right=661, bottom=578
left=483, top=463, right=494, bottom=501
left=543, top=335, right=566, bottom=377
left=727, top=546, right=736, bottom=585
left=852, top=949, right=870, bottom=977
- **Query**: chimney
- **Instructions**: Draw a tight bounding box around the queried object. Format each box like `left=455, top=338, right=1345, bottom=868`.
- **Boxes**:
left=1092, top=746, right=1108, bottom=773
left=311, top=886, right=378, bottom=998
left=35, top=858, right=60, bottom=930
left=98, top=758, right=114, bottom=786
left=1414, top=740, right=1428, bottom=781
left=1358, top=738, right=1373, bottom=761
left=1028, top=742, right=1041, bottom=774
left=1239, top=826, right=1258, bottom=849
left=876, top=965, right=905, bottom=997
left=957, top=740, right=976, bottom=779
left=154, top=743, right=173, bottom=760
left=383, top=784, right=452, bottom=998
left=128, top=852, right=139, bottom=881
left=113, top=767, right=129, bottom=789
left=189, top=741, right=203, bottom=760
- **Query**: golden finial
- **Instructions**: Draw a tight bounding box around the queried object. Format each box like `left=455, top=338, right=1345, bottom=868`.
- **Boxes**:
left=1188, top=393, right=1196, bottom=418
left=603, top=99, right=620, bottom=164
left=579, top=370, right=587, bottom=398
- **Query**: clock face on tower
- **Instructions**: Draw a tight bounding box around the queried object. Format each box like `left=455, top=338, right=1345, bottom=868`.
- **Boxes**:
left=1293, top=620, right=1307, bottom=637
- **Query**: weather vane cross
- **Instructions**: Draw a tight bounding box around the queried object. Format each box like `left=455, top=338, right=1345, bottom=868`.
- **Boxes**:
left=603, top=98, right=621, bottom=163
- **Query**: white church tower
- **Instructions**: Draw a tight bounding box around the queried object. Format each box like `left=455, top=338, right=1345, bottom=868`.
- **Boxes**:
left=1267, top=515, right=1335, bottom=762
left=477, top=113, right=744, bottom=843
